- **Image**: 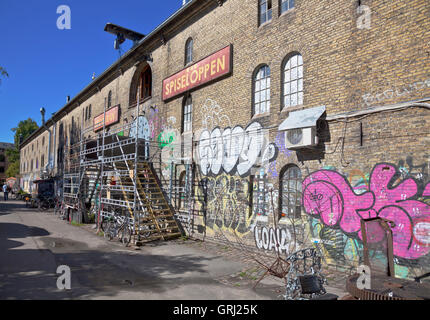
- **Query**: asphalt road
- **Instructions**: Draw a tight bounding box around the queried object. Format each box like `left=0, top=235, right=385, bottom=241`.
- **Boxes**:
left=0, top=200, right=284, bottom=300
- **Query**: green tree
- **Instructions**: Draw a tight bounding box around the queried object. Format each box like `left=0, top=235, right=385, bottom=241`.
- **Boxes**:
left=0, top=66, right=8, bottom=85
left=5, top=118, right=39, bottom=177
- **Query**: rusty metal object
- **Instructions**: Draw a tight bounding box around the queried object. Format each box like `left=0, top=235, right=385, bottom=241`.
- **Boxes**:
left=346, top=274, right=406, bottom=300
left=361, top=217, right=395, bottom=277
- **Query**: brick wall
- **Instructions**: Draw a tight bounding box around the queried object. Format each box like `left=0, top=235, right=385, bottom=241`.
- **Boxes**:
left=19, top=0, right=430, bottom=278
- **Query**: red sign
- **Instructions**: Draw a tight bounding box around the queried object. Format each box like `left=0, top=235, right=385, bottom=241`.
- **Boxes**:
left=162, top=45, right=232, bottom=101
left=94, top=105, right=120, bottom=132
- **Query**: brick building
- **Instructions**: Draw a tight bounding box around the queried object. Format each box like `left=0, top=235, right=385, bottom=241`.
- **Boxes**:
left=20, top=0, right=430, bottom=279
left=0, top=142, right=14, bottom=185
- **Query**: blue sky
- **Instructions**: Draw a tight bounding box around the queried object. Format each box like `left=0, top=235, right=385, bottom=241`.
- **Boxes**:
left=0, top=0, right=184, bottom=143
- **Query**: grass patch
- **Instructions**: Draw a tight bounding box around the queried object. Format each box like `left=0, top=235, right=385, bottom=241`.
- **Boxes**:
left=71, top=221, right=84, bottom=227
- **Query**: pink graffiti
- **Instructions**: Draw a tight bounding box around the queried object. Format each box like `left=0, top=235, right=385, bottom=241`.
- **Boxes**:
left=423, top=183, right=430, bottom=197
left=302, top=164, right=430, bottom=260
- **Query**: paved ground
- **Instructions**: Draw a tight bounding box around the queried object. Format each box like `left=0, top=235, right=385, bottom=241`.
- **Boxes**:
left=0, top=200, right=349, bottom=300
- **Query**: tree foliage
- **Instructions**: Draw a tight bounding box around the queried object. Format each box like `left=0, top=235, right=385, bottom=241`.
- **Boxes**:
left=5, top=118, right=39, bottom=178
left=0, top=66, right=8, bottom=85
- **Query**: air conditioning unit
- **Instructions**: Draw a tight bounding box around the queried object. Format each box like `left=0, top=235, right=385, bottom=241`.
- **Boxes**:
left=284, top=127, right=318, bottom=149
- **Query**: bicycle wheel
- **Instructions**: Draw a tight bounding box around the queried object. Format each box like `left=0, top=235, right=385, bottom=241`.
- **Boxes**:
left=121, top=225, right=132, bottom=246
left=104, top=221, right=115, bottom=240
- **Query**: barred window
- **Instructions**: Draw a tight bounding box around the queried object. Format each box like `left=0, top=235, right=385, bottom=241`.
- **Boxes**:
left=253, top=65, right=271, bottom=115
left=280, top=165, right=302, bottom=220
left=182, top=95, right=192, bottom=133
left=283, top=53, right=303, bottom=109
left=185, top=38, right=193, bottom=65
left=280, top=0, right=294, bottom=14
left=259, top=0, right=272, bottom=25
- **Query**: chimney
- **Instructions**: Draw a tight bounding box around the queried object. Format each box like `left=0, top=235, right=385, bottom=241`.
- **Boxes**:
left=67, top=95, right=71, bottom=103
left=40, top=107, right=46, bottom=126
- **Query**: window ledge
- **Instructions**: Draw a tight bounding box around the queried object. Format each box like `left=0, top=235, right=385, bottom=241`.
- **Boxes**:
left=279, top=7, right=295, bottom=18
left=280, top=104, right=304, bottom=114
left=252, top=111, right=271, bottom=120
left=258, top=19, right=272, bottom=29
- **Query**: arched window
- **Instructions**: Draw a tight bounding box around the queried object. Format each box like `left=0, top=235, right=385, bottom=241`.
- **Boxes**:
left=185, top=38, right=193, bottom=65
left=41, top=155, right=45, bottom=168
left=253, top=65, right=271, bottom=116
left=108, top=90, right=112, bottom=108
left=280, top=165, right=302, bottom=220
left=139, top=65, right=152, bottom=100
left=283, top=53, right=303, bottom=109
left=182, top=95, right=192, bottom=133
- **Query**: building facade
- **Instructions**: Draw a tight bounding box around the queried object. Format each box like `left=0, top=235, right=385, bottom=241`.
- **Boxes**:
left=20, top=0, right=430, bottom=279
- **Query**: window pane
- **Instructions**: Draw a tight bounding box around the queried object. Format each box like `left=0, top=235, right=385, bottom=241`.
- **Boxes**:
left=261, top=79, right=266, bottom=90
left=291, top=55, right=297, bottom=67
left=298, top=78, right=303, bottom=92
left=285, top=96, right=290, bottom=107
left=291, top=80, right=297, bottom=93
left=282, top=2, right=288, bottom=13
left=260, top=101, right=266, bottom=113
left=267, top=9, right=272, bottom=21
left=298, top=92, right=303, bottom=105
left=291, top=93, right=298, bottom=106
left=284, top=70, right=290, bottom=82
left=261, top=90, right=266, bottom=101
left=255, top=80, right=260, bottom=91
left=260, top=13, right=266, bottom=24
left=267, top=77, right=270, bottom=88
left=255, top=92, right=260, bottom=103
left=284, top=83, right=290, bottom=95
left=298, top=65, right=303, bottom=78
left=289, top=0, right=295, bottom=9
left=298, top=53, right=303, bottom=65
left=291, top=67, right=297, bottom=80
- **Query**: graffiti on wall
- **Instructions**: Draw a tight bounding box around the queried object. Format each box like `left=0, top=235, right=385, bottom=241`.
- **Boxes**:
left=302, top=163, right=430, bottom=260
left=362, top=77, right=430, bottom=106
left=195, top=174, right=255, bottom=237
left=198, top=121, right=277, bottom=177
left=267, top=131, right=293, bottom=178
left=254, top=226, right=290, bottom=254
left=200, top=98, right=231, bottom=130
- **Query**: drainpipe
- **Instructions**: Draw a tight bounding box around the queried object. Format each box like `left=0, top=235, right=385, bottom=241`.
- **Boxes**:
left=40, top=107, right=53, bottom=175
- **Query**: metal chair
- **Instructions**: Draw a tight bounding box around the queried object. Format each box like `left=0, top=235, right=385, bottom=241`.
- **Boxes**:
left=284, top=248, right=338, bottom=300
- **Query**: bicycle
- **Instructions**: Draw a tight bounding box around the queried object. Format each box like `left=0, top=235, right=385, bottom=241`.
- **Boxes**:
left=37, top=196, right=56, bottom=211
left=104, top=214, right=133, bottom=246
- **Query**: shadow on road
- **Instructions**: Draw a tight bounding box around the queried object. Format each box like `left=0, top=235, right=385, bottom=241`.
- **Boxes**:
left=0, top=221, right=223, bottom=300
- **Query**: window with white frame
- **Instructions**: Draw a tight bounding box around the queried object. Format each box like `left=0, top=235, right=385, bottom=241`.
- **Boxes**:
left=259, top=0, right=272, bottom=25
left=283, top=53, right=303, bottom=109
left=280, top=165, right=302, bottom=220
left=182, top=95, right=192, bottom=133
left=280, top=0, right=294, bottom=15
left=253, top=65, right=271, bottom=115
